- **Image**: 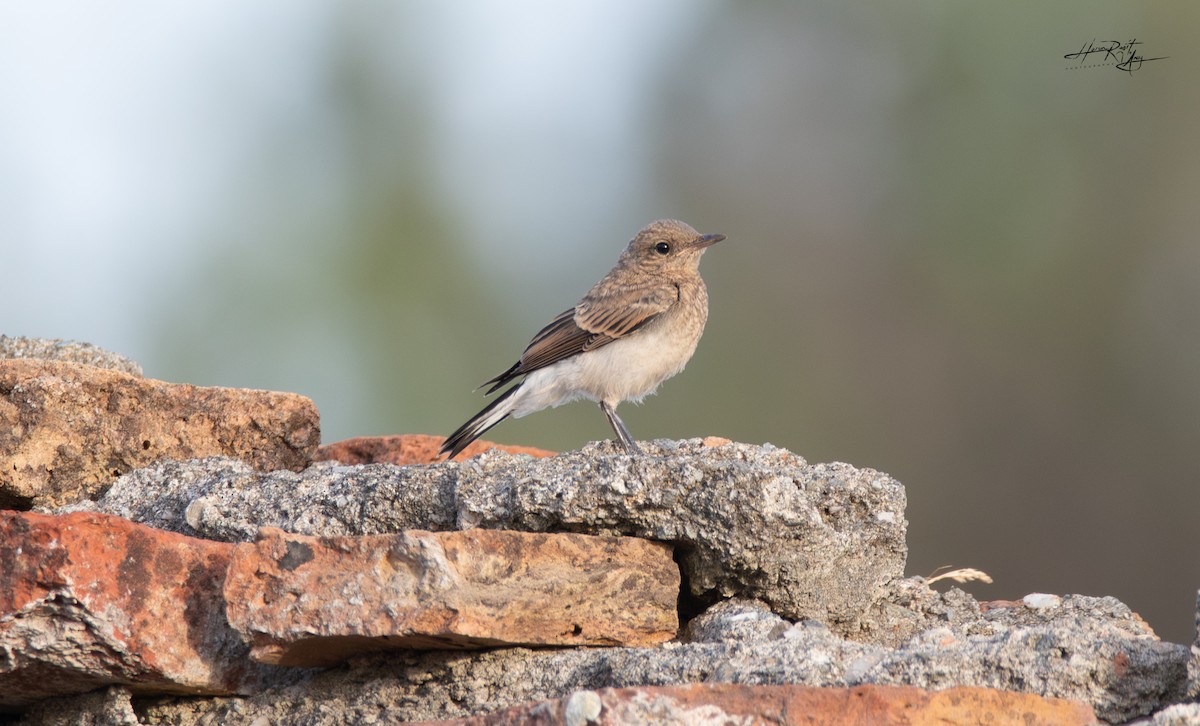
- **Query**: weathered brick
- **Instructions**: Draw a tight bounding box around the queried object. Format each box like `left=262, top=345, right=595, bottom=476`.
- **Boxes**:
left=0, top=358, right=319, bottom=508
left=0, top=511, right=264, bottom=708
left=225, top=527, right=679, bottom=667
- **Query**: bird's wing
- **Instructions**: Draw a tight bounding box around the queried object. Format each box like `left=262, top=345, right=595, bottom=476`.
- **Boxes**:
left=480, top=283, right=679, bottom=394
left=520, top=308, right=596, bottom=371
left=574, top=282, right=679, bottom=348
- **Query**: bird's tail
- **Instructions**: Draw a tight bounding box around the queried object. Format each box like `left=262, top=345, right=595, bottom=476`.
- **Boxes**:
left=439, top=383, right=522, bottom=460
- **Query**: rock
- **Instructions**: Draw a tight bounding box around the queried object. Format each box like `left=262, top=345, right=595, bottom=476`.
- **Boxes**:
left=13, top=686, right=140, bottom=725
left=73, top=440, right=907, bottom=633
left=56, top=458, right=266, bottom=539
left=315, top=434, right=554, bottom=465
left=224, top=527, right=679, bottom=667
left=0, top=511, right=289, bottom=709
left=0, top=358, right=320, bottom=508
left=850, top=575, right=982, bottom=648
left=1131, top=703, right=1200, bottom=725
left=0, top=335, right=143, bottom=377
left=412, top=684, right=1099, bottom=726
left=67, top=457, right=461, bottom=541
left=36, top=440, right=1189, bottom=723
left=680, top=599, right=791, bottom=644
left=117, top=593, right=1185, bottom=725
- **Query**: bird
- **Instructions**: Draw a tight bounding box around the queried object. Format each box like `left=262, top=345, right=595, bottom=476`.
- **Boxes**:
left=439, top=219, right=725, bottom=459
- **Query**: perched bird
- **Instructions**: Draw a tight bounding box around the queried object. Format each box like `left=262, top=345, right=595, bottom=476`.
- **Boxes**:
left=439, top=219, right=725, bottom=459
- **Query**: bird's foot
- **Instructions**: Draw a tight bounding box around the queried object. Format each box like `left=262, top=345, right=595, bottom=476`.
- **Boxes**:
left=616, top=437, right=643, bottom=456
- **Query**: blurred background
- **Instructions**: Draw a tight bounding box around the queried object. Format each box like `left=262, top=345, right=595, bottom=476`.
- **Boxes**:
left=3, top=2, right=1198, bottom=642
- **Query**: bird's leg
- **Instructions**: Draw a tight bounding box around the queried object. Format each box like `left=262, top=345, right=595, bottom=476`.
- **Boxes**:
left=600, top=401, right=642, bottom=455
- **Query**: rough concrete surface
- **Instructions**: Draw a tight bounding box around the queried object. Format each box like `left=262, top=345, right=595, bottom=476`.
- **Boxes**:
left=1132, top=703, right=1200, bottom=725
left=0, top=335, right=143, bottom=377
left=19, top=418, right=1194, bottom=724
left=68, top=440, right=908, bottom=633
left=411, top=684, right=1099, bottom=726
left=13, top=687, right=141, bottom=726
left=12, top=593, right=1175, bottom=725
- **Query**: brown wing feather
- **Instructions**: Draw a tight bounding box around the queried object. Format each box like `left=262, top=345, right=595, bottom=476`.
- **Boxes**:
left=520, top=309, right=597, bottom=371
left=480, top=283, right=680, bottom=394
left=575, top=283, right=679, bottom=343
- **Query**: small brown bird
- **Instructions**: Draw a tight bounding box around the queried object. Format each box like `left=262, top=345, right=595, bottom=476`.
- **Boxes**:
left=440, top=219, right=725, bottom=459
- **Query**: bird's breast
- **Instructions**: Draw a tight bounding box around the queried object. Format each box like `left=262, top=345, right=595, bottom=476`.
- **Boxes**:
left=573, top=296, right=708, bottom=404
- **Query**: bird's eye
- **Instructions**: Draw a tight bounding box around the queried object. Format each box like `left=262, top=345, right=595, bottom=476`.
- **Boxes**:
left=655, top=242, right=670, bottom=255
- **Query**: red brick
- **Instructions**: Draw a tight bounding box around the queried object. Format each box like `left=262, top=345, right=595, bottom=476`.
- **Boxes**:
left=0, top=511, right=249, bottom=708
left=0, top=359, right=320, bottom=508
left=224, top=527, right=679, bottom=667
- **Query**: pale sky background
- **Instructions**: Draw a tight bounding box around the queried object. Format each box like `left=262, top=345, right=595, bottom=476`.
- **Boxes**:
left=3, top=2, right=1199, bottom=643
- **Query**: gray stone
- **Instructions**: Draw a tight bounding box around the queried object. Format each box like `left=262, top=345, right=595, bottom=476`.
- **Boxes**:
left=70, top=440, right=908, bottom=632
left=14, top=686, right=139, bottom=725
left=1131, top=703, right=1200, bottom=726
left=562, top=690, right=603, bottom=726
left=55, top=458, right=269, bottom=538
left=681, top=599, right=791, bottom=644
left=60, top=457, right=458, bottom=542
left=863, top=595, right=1186, bottom=723
left=25, top=594, right=1177, bottom=725
left=849, top=575, right=982, bottom=648
left=0, top=335, right=142, bottom=377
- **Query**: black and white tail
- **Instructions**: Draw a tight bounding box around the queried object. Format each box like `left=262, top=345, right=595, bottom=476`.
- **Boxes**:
left=439, top=384, right=523, bottom=459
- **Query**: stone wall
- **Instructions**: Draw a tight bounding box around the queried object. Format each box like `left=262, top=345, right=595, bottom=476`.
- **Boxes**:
left=2, top=337, right=1197, bottom=724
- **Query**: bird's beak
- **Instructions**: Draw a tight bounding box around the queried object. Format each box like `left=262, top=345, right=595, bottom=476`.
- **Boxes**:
left=692, top=233, right=726, bottom=249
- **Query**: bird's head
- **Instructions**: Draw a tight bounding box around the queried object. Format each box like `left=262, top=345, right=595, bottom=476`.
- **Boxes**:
left=619, top=219, right=725, bottom=274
